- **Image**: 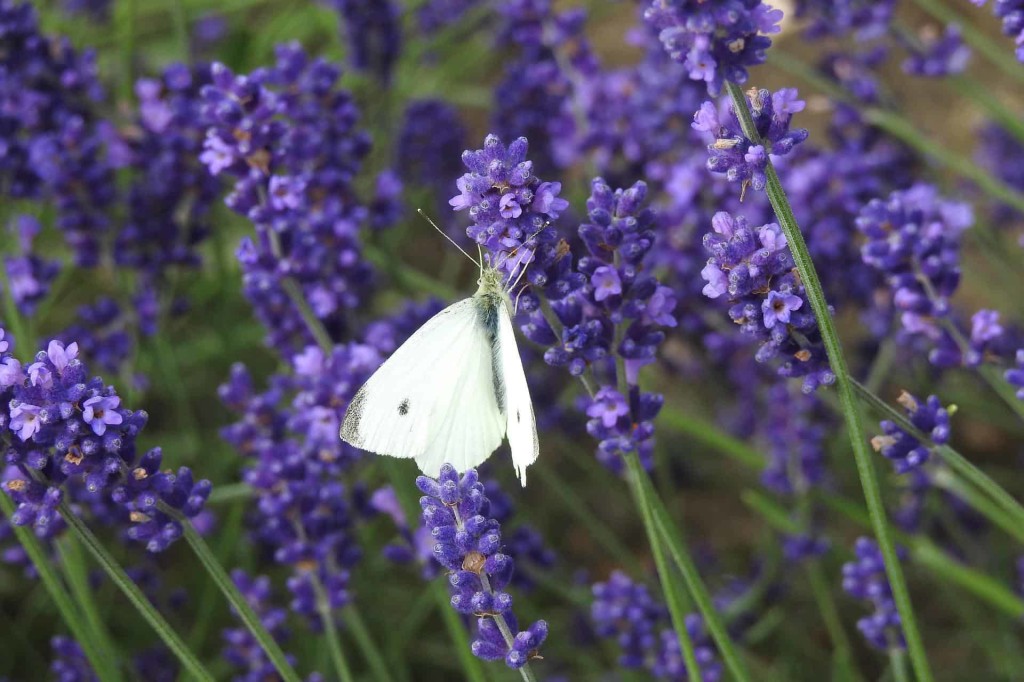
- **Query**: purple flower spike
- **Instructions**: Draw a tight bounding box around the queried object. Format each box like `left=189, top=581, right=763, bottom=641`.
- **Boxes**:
left=644, top=0, right=782, bottom=94
left=694, top=88, right=809, bottom=195
left=842, top=538, right=907, bottom=650
left=417, top=464, right=547, bottom=669
left=871, top=391, right=952, bottom=474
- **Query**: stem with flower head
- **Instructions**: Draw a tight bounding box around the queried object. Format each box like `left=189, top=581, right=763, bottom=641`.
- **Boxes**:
left=850, top=379, right=1024, bottom=535
left=725, top=80, right=934, bottom=682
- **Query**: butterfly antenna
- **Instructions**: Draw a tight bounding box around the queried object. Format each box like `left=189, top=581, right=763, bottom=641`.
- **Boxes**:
left=416, top=208, right=481, bottom=269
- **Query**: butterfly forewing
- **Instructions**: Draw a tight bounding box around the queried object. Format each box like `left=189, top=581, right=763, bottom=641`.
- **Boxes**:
left=340, top=298, right=505, bottom=476
left=497, top=303, right=539, bottom=485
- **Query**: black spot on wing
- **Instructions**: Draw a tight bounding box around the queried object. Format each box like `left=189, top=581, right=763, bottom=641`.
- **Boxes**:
left=516, top=409, right=521, bottom=423
left=398, top=399, right=410, bottom=416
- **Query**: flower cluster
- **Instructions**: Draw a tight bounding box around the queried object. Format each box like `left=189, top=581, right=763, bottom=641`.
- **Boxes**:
left=701, top=212, right=835, bottom=393
left=396, top=99, right=467, bottom=217
left=200, top=43, right=374, bottom=353
left=116, top=63, right=221, bottom=281
left=1007, top=350, right=1024, bottom=399
left=0, top=330, right=209, bottom=551
left=643, top=0, right=782, bottom=95
left=492, top=1, right=590, bottom=173
left=902, top=25, right=971, bottom=77
left=794, top=0, right=895, bottom=40
left=416, top=0, right=483, bottom=34
left=970, top=0, right=1024, bottom=62
left=592, top=571, right=722, bottom=680
left=871, top=392, right=953, bottom=473
left=449, top=134, right=572, bottom=286
left=3, top=215, right=61, bottom=316
left=692, top=88, right=809, bottom=194
left=976, top=122, right=1024, bottom=223
left=841, top=537, right=906, bottom=650
left=327, top=0, right=402, bottom=83
left=0, top=0, right=113, bottom=266
left=760, top=383, right=828, bottom=494
left=856, top=184, right=974, bottom=364
left=221, top=570, right=317, bottom=680
left=219, top=341, right=382, bottom=627
left=417, top=464, right=548, bottom=669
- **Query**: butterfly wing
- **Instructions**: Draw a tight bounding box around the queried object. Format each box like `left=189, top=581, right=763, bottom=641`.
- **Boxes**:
left=496, top=305, right=539, bottom=486
left=340, top=298, right=506, bottom=477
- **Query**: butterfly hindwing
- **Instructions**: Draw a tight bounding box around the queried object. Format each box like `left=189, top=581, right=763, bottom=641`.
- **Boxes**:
left=496, top=303, right=539, bottom=485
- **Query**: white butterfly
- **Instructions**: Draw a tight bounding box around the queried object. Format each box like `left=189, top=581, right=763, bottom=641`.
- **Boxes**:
left=340, top=241, right=539, bottom=486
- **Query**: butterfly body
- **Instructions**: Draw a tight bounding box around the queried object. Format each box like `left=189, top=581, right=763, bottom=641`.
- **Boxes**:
left=340, top=266, right=539, bottom=485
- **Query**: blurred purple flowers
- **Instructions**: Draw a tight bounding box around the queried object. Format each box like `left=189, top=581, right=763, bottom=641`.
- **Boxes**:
left=643, top=0, right=782, bottom=94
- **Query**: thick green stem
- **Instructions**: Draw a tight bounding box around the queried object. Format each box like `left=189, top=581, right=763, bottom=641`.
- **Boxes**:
left=57, top=503, right=215, bottom=681
left=725, top=81, right=933, bottom=682
left=309, top=576, right=356, bottom=682
left=342, top=605, right=394, bottom=682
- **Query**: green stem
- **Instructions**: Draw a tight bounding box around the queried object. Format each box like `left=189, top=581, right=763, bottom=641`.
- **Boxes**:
left=949, top=76, right=1024, bottom=146
left=890, top=647, right=911, bottom=682
left=658, top=405, right=763, bottom=469
left=57, top=503, right=215, bottom=681
left=863, top=107, right=1024, bottom=216
left=170, top=512, right=302, bottom=682
left=342, top=605, right=394, bottom=682
left=625, top=458, right=703, bottom=682
left=56, top=535, right=125, bottom=682
left=309, top=576, right=356, bottom=682
left=625, top=453, right=751, bottom=682
left=0, top=494, right=118, bottom=681
left=806, top=561, right=859, bottom=680
left=725, top=81, right=933, bottom=682
left=851, top=378, right=1024, bottom=534
left=281, top=278, right=335, bottom=353
left=206, top=482, right=254, bottom=505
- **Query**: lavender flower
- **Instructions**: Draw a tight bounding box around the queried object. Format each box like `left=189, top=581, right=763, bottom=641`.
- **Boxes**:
left=871, top=392, right=953, bottom=473
left=50, top=636, right=96, bottom=681
left=1006, top=350, right=1024, bottom=399
left=794, top=0, right=895, bottom=40
left=643, top=0, right=782, bottom=95
left=200, top=43, right=374, bottom=353
left=417, top=0, right=483, bottom=33
left=0, top=1, right=113, bottom=266
left=902, top=25, right=971, bottom=76
left=2, top=215, right=60, bottom=316
left=396, top=100, right=466, bottom=216
left=592, top=571, right=722, bottom=680
left=221, top=570, right=312, bottom=680
left=450, top=134, right=570, bottom=284
left=700, top=212, right=835, bottom=393
left=0, top=330, right=209, bottom=551
left=841, top=537, right=906, bottom=650
left=971, top=0, right=1024, bottom=62
left=417, top=464, right=547, bottom=669
left=760, top=383, right=828, bottom=493
left=856, top=184, right=975, bottom=365
left=693, top=88, right=809, bottom=194
left=328, top=0, right=402, bottom=83
left=492, top=1, right=590, bottom=173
